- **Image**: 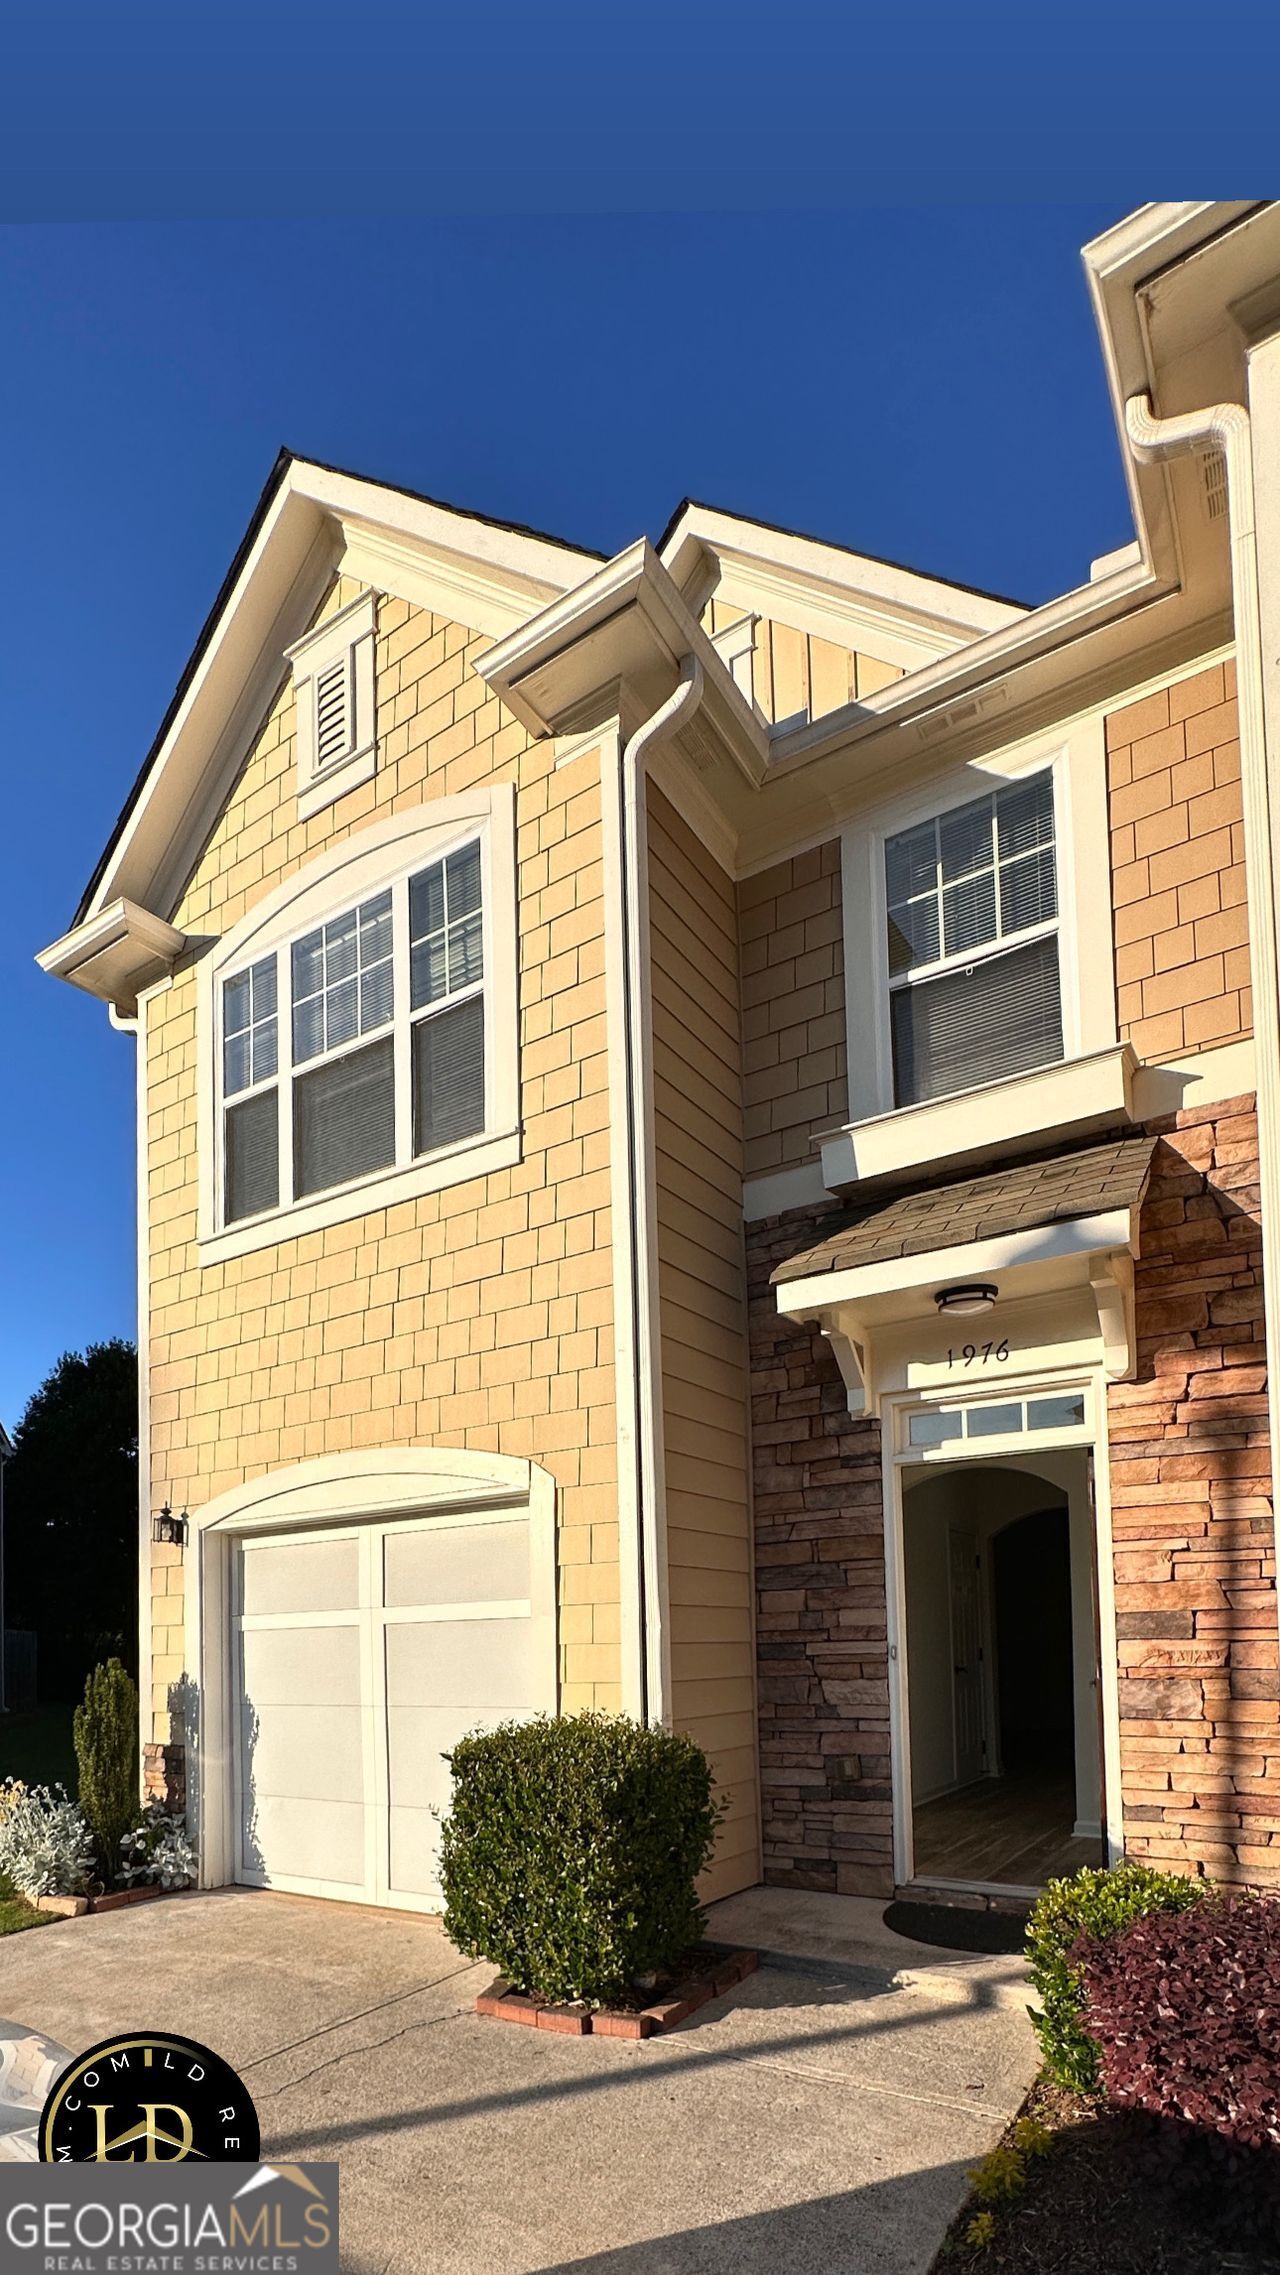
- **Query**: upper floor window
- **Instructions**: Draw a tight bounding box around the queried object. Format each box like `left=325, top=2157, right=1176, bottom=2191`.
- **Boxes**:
left=199, top=791, right=519, bottom=1260
left=222, top=845, right=486, bottom=1226
left=285, top=590, right=378, bottom=820
left=884, top=769, right=1062, bottom=1106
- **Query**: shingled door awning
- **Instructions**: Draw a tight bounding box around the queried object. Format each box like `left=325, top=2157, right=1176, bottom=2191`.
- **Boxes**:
left=772, top=1134, right=1159, bottom=1416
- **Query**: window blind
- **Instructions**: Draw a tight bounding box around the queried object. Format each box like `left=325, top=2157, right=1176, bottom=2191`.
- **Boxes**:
left=293, top=1036, right=396, bottom=1199
left=413, top=996, right=485, bottom=1156
left=891, top=934, right=1063, bottom=1107
left=225, top=1091, right=280, bottom=1224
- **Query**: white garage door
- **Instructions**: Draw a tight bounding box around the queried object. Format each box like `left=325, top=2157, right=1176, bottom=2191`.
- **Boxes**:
left=233, top=1509, right=549, bottom=1908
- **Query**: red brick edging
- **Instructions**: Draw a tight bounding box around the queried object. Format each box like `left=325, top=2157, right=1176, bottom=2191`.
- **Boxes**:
left=476, top=1948, right=759, bottom=2039
left=89, top=1884, right=167, bottom=1913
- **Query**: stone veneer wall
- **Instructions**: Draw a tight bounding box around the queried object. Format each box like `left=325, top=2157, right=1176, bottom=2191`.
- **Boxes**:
left=748, top=1201, right=895, bottom=1896
left=749, top=1098, right=1280, bottom=1895
left=1109, top=1094, right=1279, bottom=1886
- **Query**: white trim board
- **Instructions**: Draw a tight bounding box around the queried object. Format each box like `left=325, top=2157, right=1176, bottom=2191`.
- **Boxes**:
left=185, top=1448, right=558, bottom=1899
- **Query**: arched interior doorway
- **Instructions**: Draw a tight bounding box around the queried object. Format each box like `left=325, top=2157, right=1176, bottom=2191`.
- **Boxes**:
left=902, top=1454, right=1105, bottom=1890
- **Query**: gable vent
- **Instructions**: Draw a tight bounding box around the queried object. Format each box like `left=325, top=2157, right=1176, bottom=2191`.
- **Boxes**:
left=315, top=658, right=351, bottom=768
left=1200, top=448, right=1229, bottom=524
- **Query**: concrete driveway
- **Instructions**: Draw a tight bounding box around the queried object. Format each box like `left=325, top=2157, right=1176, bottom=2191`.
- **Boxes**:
left=0, top=1890, right=1037, bottom=2274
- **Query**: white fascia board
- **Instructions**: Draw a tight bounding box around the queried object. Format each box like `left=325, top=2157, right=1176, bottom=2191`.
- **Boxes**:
left=775, top=1208, right=1136, bottom=1323
left=83, top=478, right=337, bottom=926
left=80, top=458, right=598, bottom=930
left=1082, top=204, right=1261, bottom=566
left=765, top=549, right=1165, bottom=775
left=658, top=502, right=1026, bottom=647
left=476, top=540, right=769, bottom=780
left=37, top=898, right=187, bottom=1011
left=288, top=459, right=599, bottom=595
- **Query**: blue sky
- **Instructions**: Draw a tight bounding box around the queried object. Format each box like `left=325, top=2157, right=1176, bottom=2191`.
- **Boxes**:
left=0, top=202, right=1137, bottom=1426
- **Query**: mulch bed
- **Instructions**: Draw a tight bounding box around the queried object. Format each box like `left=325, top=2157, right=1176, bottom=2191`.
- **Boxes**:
left=934, top=2080, right=1280, bottom=2274
left=477, top=1943, right=758, bottom=2039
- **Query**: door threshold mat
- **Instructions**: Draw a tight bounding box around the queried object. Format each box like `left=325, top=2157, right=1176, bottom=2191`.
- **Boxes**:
left=883, top=1900, right=1028, bottom=1956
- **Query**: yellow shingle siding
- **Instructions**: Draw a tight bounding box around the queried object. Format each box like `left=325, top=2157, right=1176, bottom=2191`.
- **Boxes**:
left=144, top=581, right=620, bottom=1742
left=703, top=598, right=903, bottom=727
left=738, top=838, right=847, bottom=1179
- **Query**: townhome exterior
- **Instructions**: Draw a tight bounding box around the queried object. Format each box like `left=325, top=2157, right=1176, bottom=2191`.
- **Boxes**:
left=39, top=201, right=1280, bottom=1913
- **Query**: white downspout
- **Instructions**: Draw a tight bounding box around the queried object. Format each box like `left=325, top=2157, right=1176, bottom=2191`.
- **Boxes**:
left=109, top=997, right=151, bottom=1797
left=608, top=656, right=705, bottom=1724
left=1125, top=395, right=1280, bottom=1665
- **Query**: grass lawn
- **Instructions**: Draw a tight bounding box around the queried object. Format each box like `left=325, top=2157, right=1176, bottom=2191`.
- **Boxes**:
left=935, top=2079, right=1278, bottom=2273
left=0, top=1874, right=51, bottom=1937
left=0, top=1705, right=77, bottom=1792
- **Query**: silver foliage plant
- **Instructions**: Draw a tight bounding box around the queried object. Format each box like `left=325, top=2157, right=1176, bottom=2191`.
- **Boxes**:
left=0, top=1784, right=94, bottom=1899
left=119, top=1803, right=197, bottom=1890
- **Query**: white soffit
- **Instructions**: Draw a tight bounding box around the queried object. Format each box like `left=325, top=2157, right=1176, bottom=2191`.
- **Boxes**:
left=75, top=458, right=599, bottom=931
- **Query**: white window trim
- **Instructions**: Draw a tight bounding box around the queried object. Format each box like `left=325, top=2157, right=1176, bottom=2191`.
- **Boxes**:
left=286, top=589, right=378, bottom=819
left=196, top=790, right=519, bottom=1263
left=840, top=718, right=1114, bottom=1127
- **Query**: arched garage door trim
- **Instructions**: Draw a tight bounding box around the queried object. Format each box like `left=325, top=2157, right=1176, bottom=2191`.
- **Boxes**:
left=183, top=1450, right=557, bottom=1897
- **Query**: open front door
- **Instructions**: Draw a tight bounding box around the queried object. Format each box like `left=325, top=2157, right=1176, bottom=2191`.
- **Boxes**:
left=948, top=1523, right=985, bottom=1788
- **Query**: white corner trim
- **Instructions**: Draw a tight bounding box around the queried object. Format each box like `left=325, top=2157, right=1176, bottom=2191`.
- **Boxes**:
left=195, top=790, right=519, bottom=1258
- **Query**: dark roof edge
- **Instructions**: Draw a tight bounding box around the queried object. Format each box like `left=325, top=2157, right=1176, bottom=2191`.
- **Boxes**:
left=72, top=452, right=611, bottom=929
left=654, top=493, right=1033, bottom=614
left=73, top=448, right=295, bottom=925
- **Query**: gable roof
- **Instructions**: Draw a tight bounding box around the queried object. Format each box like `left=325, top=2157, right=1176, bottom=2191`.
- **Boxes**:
left=772, top=1135, right=1159, bottom=1284
left=71, top=452, right=605, bottom=931
left=75, top=451, right=606, bottom=926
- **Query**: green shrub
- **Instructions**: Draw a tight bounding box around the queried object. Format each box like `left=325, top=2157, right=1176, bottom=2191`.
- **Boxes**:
left=439, top=1712, right=724, bottom=2007
left=73, top=1658, right=138, bottom=1888
left=1026, top=1860, right=1207, bottom=2092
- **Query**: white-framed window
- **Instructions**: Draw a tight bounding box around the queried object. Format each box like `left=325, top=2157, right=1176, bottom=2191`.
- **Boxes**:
left=285, top=589, right=378, bottom=818
left=839, top=719, right=1114, bottom=1127
left=198, top=792, right=519, bottom=1260
left=884, top=768, right=1061, bottom=1107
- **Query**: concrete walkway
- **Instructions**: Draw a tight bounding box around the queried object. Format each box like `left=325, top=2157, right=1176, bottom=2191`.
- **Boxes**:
left=706, top=1886, right=1034, bottom=2013
left=0, top=1890, right=1039, bottom=2274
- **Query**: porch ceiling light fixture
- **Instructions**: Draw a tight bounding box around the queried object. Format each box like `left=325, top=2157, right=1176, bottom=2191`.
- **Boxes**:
left=152, top=1502, right=189, bottom=1549
left=934, top=1282, right=998, bottom=1316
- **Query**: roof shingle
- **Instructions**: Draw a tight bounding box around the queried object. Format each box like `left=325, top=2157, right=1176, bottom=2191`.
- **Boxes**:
left=771, top=1134, right=1158, bottom=1286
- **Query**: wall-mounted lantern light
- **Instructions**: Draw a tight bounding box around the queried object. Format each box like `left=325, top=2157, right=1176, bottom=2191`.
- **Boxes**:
left=152, top=1502, right=189, bottom=1548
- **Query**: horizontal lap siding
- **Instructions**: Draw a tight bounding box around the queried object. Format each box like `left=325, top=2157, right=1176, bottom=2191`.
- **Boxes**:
left=646, top=782, right=759, bottom=1899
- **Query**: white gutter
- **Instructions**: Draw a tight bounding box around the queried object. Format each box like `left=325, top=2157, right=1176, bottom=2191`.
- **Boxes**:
left=1125, top=394, right=1280, bottom=1663
left=603, top=656, right=706, bottom=1724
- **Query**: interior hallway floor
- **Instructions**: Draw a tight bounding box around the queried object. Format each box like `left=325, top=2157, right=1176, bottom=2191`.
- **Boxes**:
left=912, top=1770, right=1104, bottom=1889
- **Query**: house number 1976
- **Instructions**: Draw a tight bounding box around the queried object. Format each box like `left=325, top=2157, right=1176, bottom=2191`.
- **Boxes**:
left=947, top=1338, right=1011, bottom=1367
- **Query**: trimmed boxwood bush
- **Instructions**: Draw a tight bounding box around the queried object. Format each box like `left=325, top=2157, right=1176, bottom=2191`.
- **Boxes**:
left=1026, top=1860, right=1207, bottom=2092
left=439, top=1712, right=724, bottom=2007
left=1079, top=1892, right=1280, bottom=2154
